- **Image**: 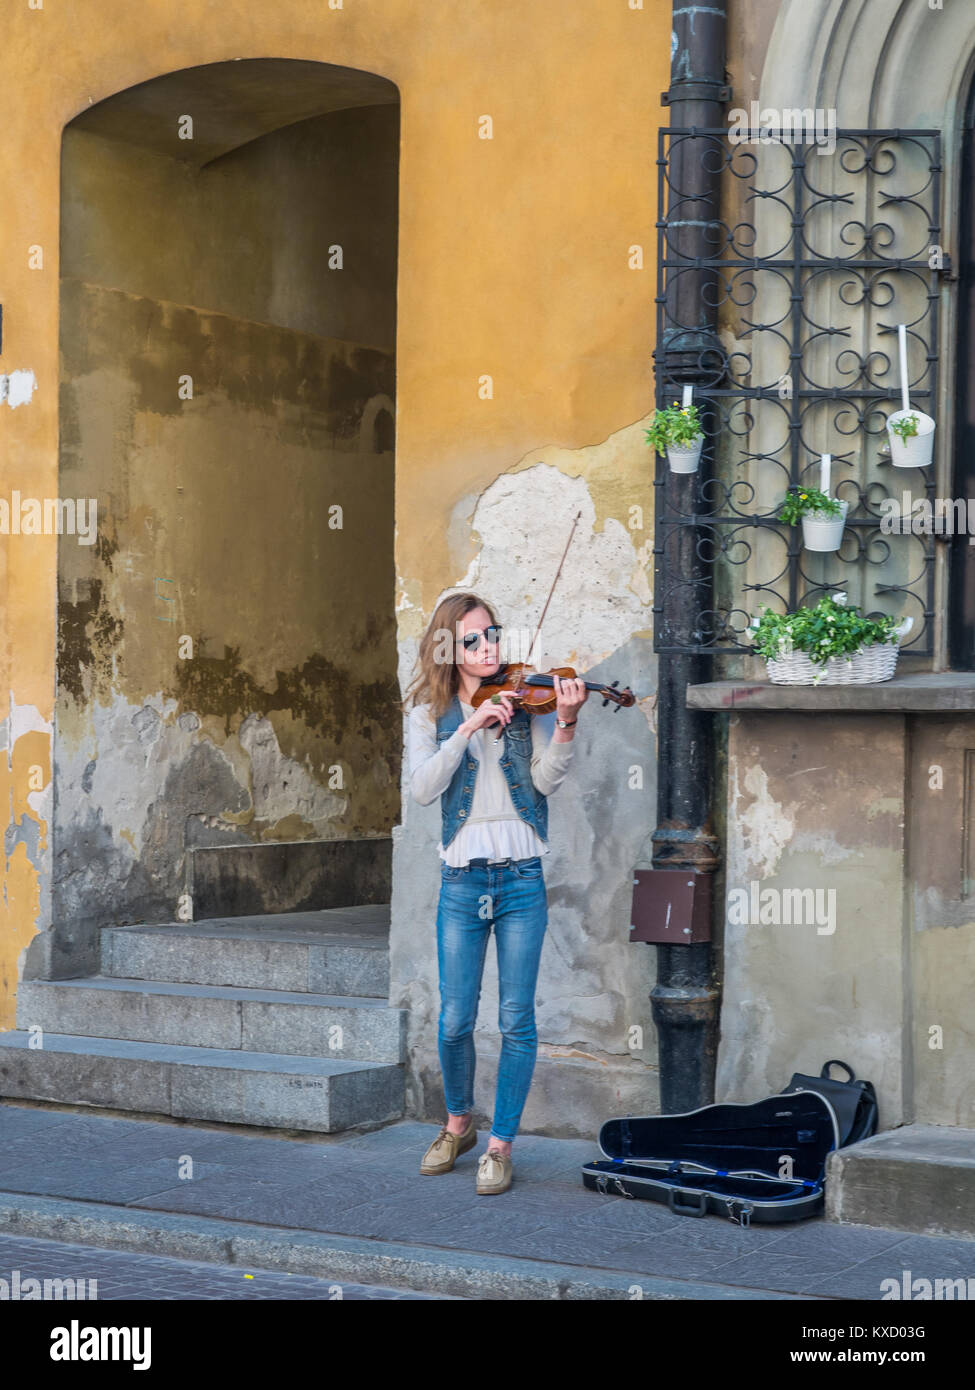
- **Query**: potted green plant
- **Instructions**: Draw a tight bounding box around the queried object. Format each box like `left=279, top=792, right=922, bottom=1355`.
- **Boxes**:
left=645, top=401, right=705, bottom=473
left=886, top=408, right=935, bottom=468
left=747, top=592, right=912, bottom=685
left=778, top=486, right=849, bottom=553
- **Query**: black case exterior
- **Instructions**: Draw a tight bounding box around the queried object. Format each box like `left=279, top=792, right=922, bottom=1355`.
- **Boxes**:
left=581, top=1091, right=840, bottom=1225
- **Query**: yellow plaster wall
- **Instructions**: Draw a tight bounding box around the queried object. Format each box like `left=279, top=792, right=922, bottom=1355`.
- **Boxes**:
left=0, top=0, right=668, bottom=1027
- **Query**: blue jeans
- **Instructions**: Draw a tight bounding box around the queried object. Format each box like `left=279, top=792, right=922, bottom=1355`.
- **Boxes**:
left=435, top=856, right=548, bottom=1144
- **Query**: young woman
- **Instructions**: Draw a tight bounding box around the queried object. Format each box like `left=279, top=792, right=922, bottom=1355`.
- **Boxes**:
left=402, top=591, right=587, bottom=1195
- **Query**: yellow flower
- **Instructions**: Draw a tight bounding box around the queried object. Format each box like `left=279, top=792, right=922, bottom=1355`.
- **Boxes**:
left=799, top=493, right=807, bottom=499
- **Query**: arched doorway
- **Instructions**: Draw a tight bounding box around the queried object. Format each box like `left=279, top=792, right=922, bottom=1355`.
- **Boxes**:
left=54, top=59, right=401, bottom=973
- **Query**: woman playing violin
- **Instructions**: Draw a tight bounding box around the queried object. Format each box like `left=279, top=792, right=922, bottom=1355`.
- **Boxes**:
left=402, top=591, right=588, bottom=1195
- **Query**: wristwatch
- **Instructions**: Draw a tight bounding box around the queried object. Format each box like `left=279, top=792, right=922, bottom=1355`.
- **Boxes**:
left=556, top=718, right=577, bottom=729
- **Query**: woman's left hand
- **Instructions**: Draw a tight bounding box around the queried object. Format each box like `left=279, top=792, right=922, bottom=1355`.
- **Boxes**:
left=552, top=673, right=589, bottom=721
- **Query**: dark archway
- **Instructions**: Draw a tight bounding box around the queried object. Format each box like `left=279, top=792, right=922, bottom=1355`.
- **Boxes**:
left=54, top=59, right=401, bottom=975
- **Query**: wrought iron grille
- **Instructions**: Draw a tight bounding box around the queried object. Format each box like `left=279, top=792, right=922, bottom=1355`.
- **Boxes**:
left=652, top=127, right=943, bottom=657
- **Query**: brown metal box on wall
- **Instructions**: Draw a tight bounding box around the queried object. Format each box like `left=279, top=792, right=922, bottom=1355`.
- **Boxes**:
left=629, top=868, right=713, bottom=944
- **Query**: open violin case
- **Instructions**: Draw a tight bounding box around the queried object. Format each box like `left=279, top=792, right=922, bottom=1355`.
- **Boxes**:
left=581, top=1060, right=878, bottom=1226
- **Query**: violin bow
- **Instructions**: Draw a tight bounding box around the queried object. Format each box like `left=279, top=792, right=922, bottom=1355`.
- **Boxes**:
left=487, top=509, right=634, bottom=738
left=521, top=510, right=634, bottom=710
left=484, top=510, right=582, bottom=746
left=524, top=509, right=583, bottom=669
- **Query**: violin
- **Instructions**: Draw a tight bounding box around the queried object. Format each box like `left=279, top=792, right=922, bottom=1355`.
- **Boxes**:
left=471, top=663, right=635, bottom=716
left=468, top=509, right=638, bottom=722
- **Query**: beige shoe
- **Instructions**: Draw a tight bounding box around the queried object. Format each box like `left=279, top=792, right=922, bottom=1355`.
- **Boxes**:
left=476, top=1148, right=513, bottom=1195
left=420, top=1116, right=477, bottom=1175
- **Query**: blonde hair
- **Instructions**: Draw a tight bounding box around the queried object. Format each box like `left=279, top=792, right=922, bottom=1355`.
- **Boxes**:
left=401, top=591, right=501, bottom=720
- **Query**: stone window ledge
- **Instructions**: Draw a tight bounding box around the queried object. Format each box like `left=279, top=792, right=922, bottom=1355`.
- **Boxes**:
left=686, top=673, right=975, bottom=712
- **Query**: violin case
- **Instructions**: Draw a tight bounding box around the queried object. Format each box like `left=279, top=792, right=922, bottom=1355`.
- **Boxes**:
left=581, top=1060, right=878, bottom=1226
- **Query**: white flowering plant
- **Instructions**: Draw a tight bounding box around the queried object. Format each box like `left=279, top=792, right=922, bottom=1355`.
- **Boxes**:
left=747, top=592, right=902, bottom=672
left=889, top=411, right=919, bottom=442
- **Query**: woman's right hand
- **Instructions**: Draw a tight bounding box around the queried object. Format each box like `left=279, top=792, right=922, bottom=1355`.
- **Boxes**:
left=460, top=693, right=517, bottom=736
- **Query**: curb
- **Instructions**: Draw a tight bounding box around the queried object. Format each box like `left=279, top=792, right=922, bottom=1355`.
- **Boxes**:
left=0, top=1192, right=821, bottom=1300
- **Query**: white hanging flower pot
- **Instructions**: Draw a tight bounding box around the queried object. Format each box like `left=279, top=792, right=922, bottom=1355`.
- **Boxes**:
left=801, top=498, right=849, bottom=552
left=667, top=436, right=703, bottom=473
left=887, top=409, right=935, bottom=468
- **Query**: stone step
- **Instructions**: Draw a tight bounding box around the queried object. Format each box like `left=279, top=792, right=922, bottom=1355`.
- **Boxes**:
left=15, top=977, right=406, bottom=1064
left=0, top=1032, right=404, bottom=1133
left=826, top=1123, right=975, bottom=1241
left=101, top=906, right=391, bottom=996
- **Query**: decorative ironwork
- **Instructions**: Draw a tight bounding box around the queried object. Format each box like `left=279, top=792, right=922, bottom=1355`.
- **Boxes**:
left=653, top=128, right=943, bottom=657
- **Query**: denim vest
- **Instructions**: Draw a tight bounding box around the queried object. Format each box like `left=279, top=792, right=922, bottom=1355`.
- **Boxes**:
left=435, top=693, right=548, bottom=849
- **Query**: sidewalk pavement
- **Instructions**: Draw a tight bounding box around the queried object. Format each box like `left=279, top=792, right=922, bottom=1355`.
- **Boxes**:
left=0, top=1101, right=971, bottom=1300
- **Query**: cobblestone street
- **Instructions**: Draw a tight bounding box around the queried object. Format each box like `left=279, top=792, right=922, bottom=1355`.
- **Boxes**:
left=0, top=1230, right=455, bottom=1300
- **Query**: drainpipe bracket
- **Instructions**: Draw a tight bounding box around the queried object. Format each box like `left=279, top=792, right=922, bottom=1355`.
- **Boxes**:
left=661, top=84, right=732, bottom=106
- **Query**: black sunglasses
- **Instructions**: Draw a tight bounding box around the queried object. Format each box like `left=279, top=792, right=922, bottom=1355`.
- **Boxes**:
left=460, top=625, right=503, bottom=651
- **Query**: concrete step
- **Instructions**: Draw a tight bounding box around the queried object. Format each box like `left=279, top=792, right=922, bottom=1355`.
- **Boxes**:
left=0, top=1032, right=404, bottom=1133
left=101, top=906, right=391, bottom=997
left=15, top=977, right=407, bottom=1064
left=826, top=1124, right=975, bottom=1241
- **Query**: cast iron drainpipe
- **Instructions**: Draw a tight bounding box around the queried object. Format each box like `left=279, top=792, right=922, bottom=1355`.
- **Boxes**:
left=639, top=1, right=729, bottom=1113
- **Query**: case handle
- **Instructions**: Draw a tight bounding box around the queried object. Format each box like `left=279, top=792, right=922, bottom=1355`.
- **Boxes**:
left=821, top=1059, right=856, bottom=1083
left=667, top=1187, right=708, bottom=1217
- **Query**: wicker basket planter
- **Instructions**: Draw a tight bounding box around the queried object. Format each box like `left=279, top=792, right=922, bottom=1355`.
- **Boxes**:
left=764, top=617, right=913, bottom=685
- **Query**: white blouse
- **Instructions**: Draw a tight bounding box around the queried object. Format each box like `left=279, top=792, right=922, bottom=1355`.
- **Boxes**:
left=408, top=699, right=575, bottom=866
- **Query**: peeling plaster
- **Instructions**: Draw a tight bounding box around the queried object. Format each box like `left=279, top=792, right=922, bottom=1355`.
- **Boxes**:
left=47, top=692, right=354, bottom=973
left=540, top=1045, right=609, bottom=1066
left=729, top=759, right=797, bottom=879
left=238, top=712, right=346, bottom=832
left=0, top=697, right=53, bottom=1028
left=396, top=429, right=655, bottom=731
left=3, top=697, right=53, bottom=852
left=391, top=425, right=658, bottom=1127
left=60, top=692, right=347, bottom=863
left=456, top=462, right=649, bottom=671
left=506, top=417, right=653, bottom=532
left=790, top=830, right=858, bottom=865
left=0, top=370, right=38, bottom=408
left=637, top=691, right=658, bottom=736
left=397, top=419, right=654, bottom=675
left=719, top=714, right=911, bottom=1123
